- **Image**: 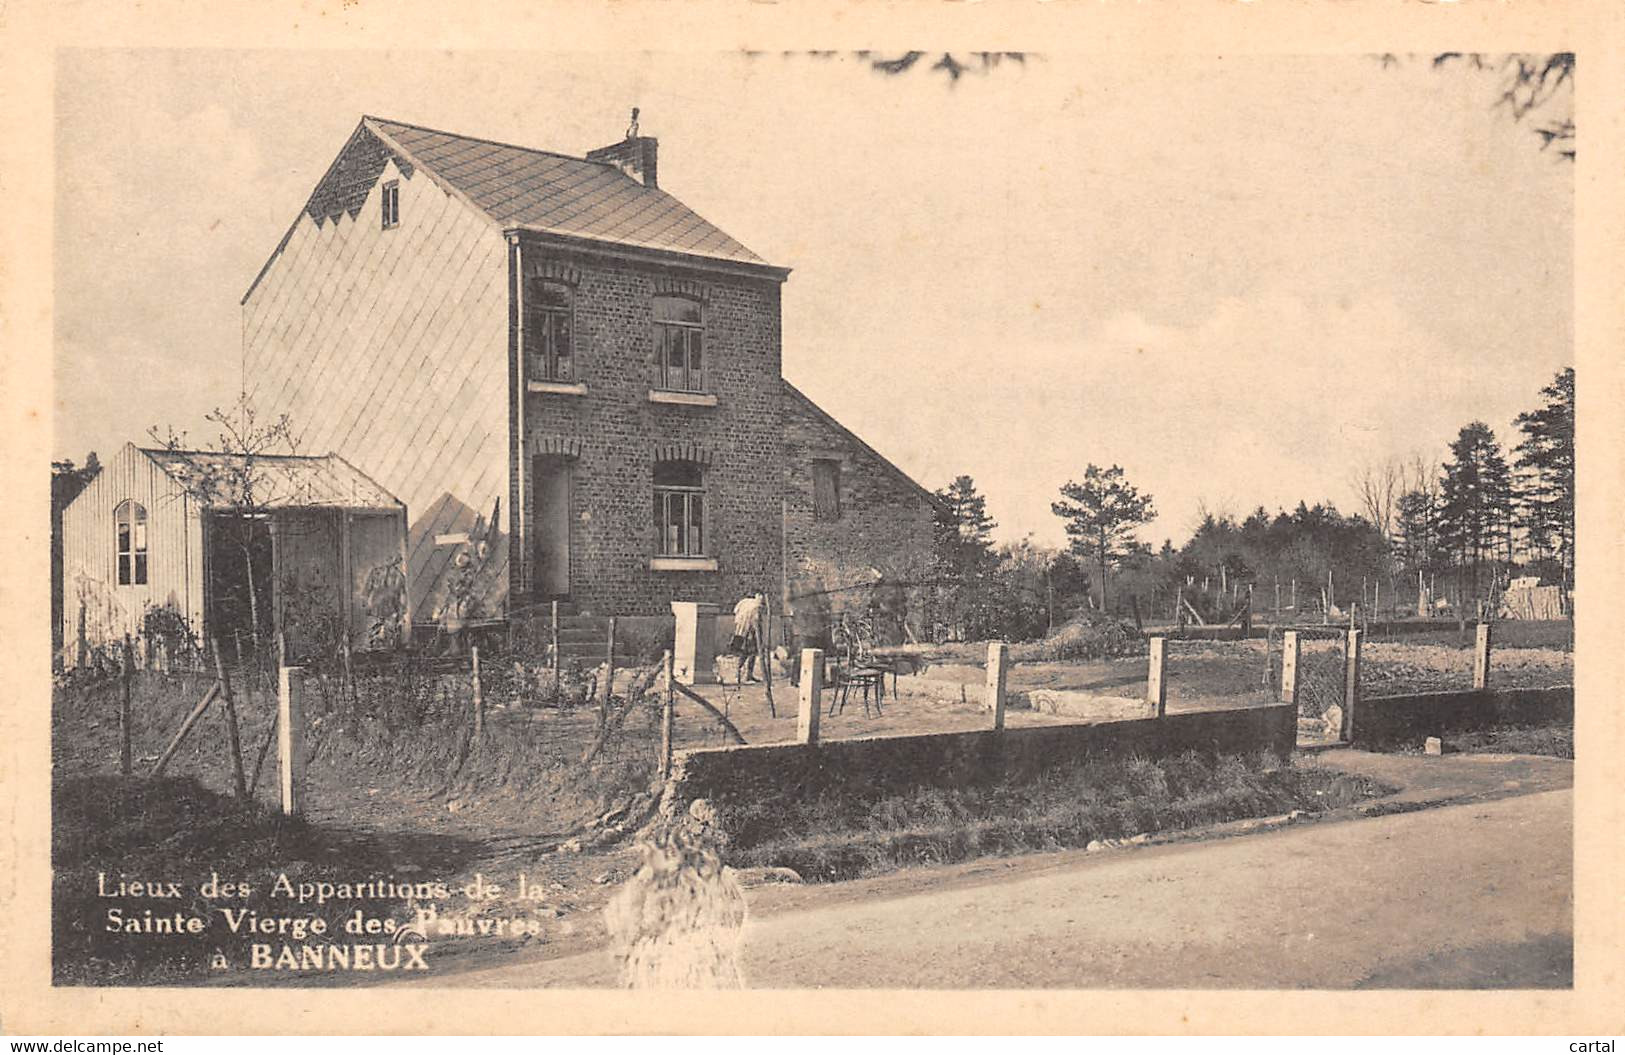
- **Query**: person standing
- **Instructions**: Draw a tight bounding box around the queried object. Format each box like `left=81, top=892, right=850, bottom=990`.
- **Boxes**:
left=730, top=591, right=765, bottom=683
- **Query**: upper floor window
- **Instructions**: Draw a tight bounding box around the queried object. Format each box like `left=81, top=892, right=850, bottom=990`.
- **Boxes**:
left=525, top=279, right=574, bottom=382
left=115, top=501, right=148, bottom=586
left=653, top=460, right=705, bottom=557
left=653, top=295, right=704, bottom=393
left=812, top=459, right=842, bottom=522
left=380, top=181, right=400, bottom=229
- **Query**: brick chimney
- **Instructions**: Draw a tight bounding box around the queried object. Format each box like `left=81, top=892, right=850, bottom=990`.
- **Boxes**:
left=586, top=135, right=658, bottom=189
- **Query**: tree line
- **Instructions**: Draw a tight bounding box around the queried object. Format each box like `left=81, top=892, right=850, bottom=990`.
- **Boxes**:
left=928, top=367, right=1574, bottom=641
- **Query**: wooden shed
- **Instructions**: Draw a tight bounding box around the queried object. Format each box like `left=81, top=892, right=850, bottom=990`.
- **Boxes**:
left=58, top=442, right=408, bottom=667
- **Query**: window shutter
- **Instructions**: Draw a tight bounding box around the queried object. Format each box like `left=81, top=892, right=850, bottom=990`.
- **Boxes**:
left=813, top=460, right=841, bottom=521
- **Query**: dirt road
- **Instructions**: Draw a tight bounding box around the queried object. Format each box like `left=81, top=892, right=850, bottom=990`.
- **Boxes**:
left=419, top=787, right=1572, bottom=989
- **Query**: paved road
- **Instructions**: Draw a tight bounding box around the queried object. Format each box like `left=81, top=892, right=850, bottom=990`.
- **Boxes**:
left=421, top=788, right=1572, bottom=989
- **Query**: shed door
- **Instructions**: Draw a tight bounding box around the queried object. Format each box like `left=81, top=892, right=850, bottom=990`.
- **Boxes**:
left=534, top=457, right=571, bottom=598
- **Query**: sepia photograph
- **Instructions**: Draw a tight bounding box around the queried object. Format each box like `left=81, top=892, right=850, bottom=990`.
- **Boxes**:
left=4, top=1, right=1620, bottom=1035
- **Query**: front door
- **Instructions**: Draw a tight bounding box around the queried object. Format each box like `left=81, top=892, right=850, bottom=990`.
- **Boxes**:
left=534, top=456, right=571, bottom=597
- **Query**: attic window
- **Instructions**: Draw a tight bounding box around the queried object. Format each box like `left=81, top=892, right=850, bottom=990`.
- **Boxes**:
left=381, top=181, right=400, bottom=229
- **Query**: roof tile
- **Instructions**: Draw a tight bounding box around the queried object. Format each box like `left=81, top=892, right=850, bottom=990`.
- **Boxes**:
left=365, top=117, right=767, bottom=267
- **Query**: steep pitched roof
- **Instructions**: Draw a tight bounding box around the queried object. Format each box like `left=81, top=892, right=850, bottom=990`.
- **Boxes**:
left=142, top=448, right=402, bottom=511
left=316, top=116, right=766, bottom=264
left=246, top=115, right=786, bottom=304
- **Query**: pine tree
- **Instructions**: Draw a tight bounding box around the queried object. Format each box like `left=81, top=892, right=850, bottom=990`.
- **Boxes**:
left=1513, top=367, right=1575, bottom=587
left=1396, top=487, right=1440, bottom=579
left=1051, top=465, right=1156, bottom=613
left=1437, top=422, right=1513, bottom=603
left=931, top=475, right=997, bottom=638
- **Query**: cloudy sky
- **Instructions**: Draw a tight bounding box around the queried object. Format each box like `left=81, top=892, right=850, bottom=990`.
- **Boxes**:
left=53, top=49, right=1573, bottom=547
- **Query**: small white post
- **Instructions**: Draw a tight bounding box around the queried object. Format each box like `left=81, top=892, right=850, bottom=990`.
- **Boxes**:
left=1343, top=629, right=1362, bottom=742
left=278, top=664, right=306, bottom=817
left=797, top=648, right=824, bottom=745
left=1147, top=636, right=1168, bottom=718
left=660, top=649, right=675, bottom=778
left=671, top=601, right=720, bottom=685
left=471, top=645, right=484, bottom=737
left=1281, top=631, right=1301, bottom=705
left=1473, top=620, right=1492, bottom=690
left=987, top=642, right=1010, bottom=730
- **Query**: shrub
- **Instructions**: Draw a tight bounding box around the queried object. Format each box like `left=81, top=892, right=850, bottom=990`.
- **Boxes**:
left=1014, top=611, right=1147, bottom=663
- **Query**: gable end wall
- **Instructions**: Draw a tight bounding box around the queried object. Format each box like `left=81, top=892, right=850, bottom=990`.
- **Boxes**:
left=782, top=394, right=935, bottom=643
left=242, top=156, right=511, bottom=622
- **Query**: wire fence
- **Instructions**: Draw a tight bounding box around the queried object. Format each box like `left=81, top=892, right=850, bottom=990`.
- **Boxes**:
left=1263, top=626, right=1348, bottom=719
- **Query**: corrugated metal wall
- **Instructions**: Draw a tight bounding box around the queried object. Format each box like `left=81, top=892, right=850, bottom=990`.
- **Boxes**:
left=58, top=442, right=204, bottom=661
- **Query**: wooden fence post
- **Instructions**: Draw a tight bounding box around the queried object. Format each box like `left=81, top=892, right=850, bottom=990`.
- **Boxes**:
left=1343, top=628, right=1362, bottom=742
left=550, top=600, right=561, bottom=705
left=1473, top=620, right=1493, bottom=690
left=987, top=641, right=1009, bottom=730
left=210, top=637, right=248, bottom=800
left=151, top=682, right=220, bottom=777
left=471, top=645, right=484, bottom=737
left=278, top=664, right=307, bottom=817
left=603, top=616, right=618, bottom=707
left=797, top=648, right=824, bottom=745
left=120, top=634, right=134, bottom=776
left=660, top=649, right=675, bottom=778
left=1281, top=631, right=1300, bottom=705
left=1148, top=635, right=1168, bottom=718
left=340, top=637, right=357, bottom=714
left=760, top=595, right=776, bottom=718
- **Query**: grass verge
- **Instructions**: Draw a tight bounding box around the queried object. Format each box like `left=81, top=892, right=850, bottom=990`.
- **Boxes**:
left=712, top=752, right=1391, bottom=883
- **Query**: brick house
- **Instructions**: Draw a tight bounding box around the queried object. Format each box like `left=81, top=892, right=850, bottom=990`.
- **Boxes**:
left=242, top=116, right=935, bottom=643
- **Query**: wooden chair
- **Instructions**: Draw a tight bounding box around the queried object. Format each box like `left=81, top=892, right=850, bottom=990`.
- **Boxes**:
left=827, top=615, right=886, bottom=718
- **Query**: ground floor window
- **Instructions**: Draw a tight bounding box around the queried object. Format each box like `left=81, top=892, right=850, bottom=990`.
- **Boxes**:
left=115, top=500, right=148, bottom=585
left=654, top=460, right=705, bottom=556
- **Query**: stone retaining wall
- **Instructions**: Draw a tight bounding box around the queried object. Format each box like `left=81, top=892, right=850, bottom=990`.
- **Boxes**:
left=670, top=704, right=1296, bottom=806
left=1353, top=686, right=1573, bottom=748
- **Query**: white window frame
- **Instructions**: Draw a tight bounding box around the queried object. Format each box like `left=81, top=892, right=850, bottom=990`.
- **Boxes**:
left=115, top=500, right=148, bottom=586
left=653, top=462, right=707, bottom=558
left=381, top=180, right=400, bottom=229
left=653, top=295, right=705, bottom=394
left=525, top=278, right=575, bottom=383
